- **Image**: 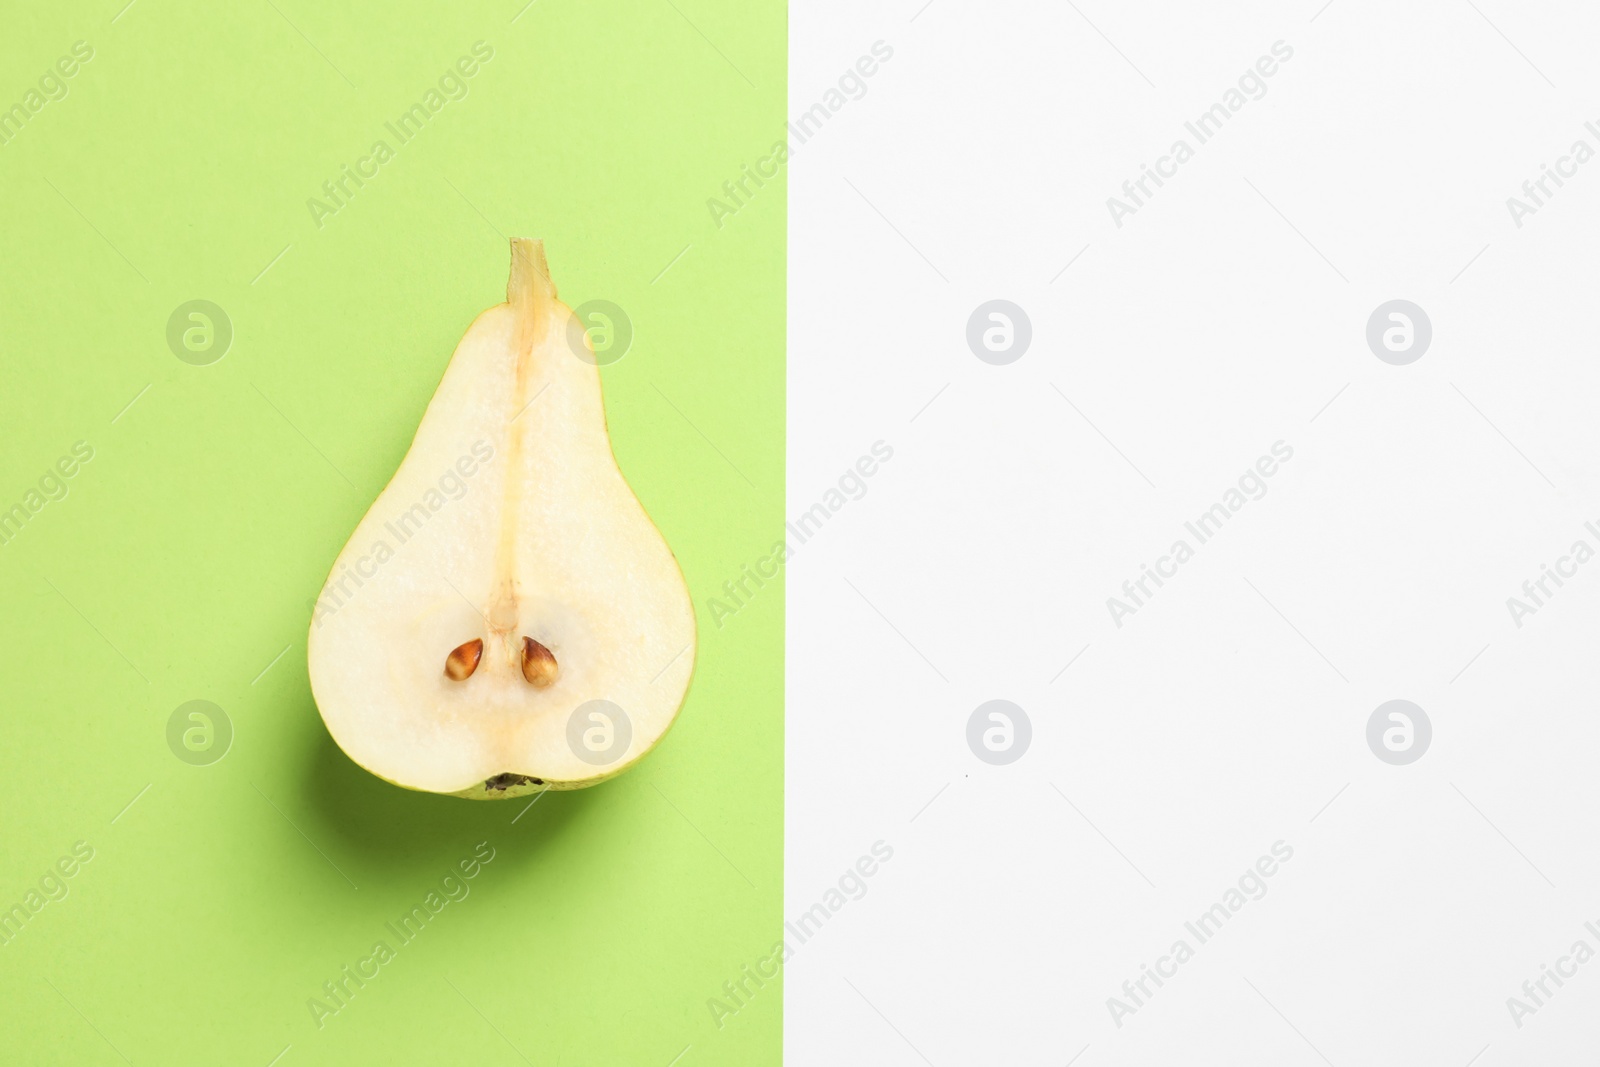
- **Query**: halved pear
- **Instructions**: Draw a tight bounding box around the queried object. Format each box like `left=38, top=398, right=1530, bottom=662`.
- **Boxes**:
left=308, top=238, right=695, bottom=799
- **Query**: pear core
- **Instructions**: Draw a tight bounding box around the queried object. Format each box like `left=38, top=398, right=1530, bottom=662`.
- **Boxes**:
left=307, top=238, right=696, bottom=798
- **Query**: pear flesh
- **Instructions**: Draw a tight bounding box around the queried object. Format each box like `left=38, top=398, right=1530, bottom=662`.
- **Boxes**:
left=308, top=239, right=695, bottom=798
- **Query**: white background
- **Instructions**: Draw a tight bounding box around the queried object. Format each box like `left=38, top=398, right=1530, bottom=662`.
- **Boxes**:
left=788, top=1, right=1600, bottom=1063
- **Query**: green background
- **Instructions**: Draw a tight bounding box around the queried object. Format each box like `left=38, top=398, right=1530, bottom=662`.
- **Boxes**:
left=0, top=1, right=784, bottom=1063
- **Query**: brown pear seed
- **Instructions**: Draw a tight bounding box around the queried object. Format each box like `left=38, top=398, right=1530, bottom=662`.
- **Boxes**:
left=444, top=639, right=484, bottom=681
left=521, top=637, right=559, bottom=688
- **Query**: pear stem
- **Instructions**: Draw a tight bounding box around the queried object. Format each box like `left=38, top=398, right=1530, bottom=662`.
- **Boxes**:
left=485, top=239, right=557, bottom=664
left=508, top=237, right=556, bottom=333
